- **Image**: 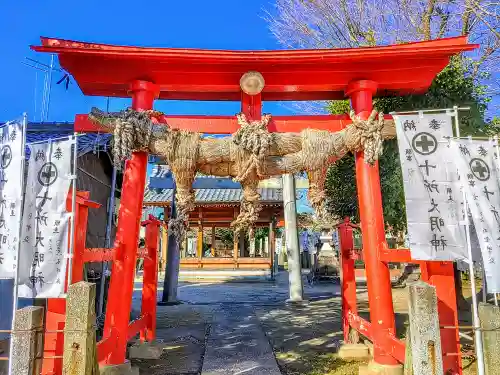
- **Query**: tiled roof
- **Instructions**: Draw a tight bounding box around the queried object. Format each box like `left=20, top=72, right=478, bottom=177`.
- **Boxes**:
left=144, top=187, right=283, bottom=205
left=0, top=122, right=111, bottom=157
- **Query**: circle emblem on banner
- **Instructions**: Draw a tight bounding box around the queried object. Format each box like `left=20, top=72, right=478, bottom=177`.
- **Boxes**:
left=469, top=158, right=490, bottom=181
left=0, top=145, right=12, bottom=169
left=411, top=132, right=438, bottom=155
left=37, top=162, right=58, bottom=186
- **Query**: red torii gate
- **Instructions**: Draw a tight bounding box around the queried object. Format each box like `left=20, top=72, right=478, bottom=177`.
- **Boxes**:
left=32, top=36, right=477, bottom=374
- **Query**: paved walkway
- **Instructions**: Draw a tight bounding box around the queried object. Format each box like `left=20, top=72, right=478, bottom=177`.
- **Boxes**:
left=201, top=304, right=282, bottom=375
left=131, top=272, right=341, bottom=375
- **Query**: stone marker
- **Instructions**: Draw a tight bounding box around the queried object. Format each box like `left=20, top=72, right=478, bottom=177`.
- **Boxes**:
left=407, top=281, right=443, bottom=375
left=479, top=302, right=500, bottom=375
left=403, top=327, right=412, bottom=375
left=63, top=281, right=99, bottom=375
left=11, top=306, right=44, bottom=375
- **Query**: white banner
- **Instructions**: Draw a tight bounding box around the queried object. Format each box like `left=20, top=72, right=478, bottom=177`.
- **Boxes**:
left=395, top=113, right=467, bottom=261
left=0, top=120, right=25, bottom=278
left=451, top=139, right=500, bottom=292
left=18, top=138, right=75, bottom=298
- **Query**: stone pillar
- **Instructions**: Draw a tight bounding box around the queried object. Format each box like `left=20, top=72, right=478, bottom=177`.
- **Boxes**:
left=11, top=306, right=44, bottom=375
left=408, top=281, right=443, bottom=375
left=479, top=302, right=500, bottom=375
left=282, top=173, right=304, bottom=302
left=160, top=188, right=181, bottom=305
left=63, top=282, right=99, bottom=375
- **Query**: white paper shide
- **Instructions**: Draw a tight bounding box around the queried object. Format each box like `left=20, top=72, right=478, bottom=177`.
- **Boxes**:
left=0, top=120, right=25, bottom=278
left=18, top=138, right=74, bottom=298
left=395, top=113, right=467, bottom=261
left=451, top=139, right=500, bottom=292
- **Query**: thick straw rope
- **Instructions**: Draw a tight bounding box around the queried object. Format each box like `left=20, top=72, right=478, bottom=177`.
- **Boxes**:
left=89, top=107, right=389, bottom=239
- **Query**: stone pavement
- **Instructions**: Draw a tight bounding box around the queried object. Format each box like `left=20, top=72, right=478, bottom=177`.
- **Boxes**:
left=130, top=272, right=341, bottom=375
left=201, top=304, right=282, bottom=375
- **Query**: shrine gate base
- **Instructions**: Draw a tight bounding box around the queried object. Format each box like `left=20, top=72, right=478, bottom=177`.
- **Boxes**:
left=41, top=191, right=161, bottom=374
left=338, top=219, right=461, bottom=374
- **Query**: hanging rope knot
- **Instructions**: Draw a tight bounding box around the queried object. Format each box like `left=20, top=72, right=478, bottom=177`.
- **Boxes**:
left=89, top=107, right=168, bottom=169
left=348, top=109, right=385, bottom=165
left=169, top=214, right=188, bottom=241
left=233, top=113, right=273, bottom=181
left=231, top=182, right=262, bottom=234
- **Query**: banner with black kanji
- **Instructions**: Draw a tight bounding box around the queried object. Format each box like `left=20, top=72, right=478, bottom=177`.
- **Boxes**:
left=451, top=139, right=500, bottom=292
left=0, top=119, right=25, bottom=279
left=17, top=138, right=74, bottom=298
left=394, top=113, right=467, bottom=261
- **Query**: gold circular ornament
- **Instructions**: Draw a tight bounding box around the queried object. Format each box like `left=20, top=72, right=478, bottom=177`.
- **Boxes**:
left=240, top=71, right=265, bottom=95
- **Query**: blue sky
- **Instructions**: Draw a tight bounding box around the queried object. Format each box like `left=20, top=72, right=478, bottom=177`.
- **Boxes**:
left=0, top=0, right=297, bottom=123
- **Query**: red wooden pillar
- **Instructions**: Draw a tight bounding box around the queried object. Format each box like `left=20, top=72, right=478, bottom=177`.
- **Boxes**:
left=70, top=191, right=99, bottom=283
left=420, top=262, right=461, bottom=374
left=42, top=191, right=98, bottom=375
left=346, top=80, right=398, bottom=366
left=241, top=91, right=262, bottom=121
left=337, top=218, right=358, bottom=343
left=140, top=215, right=160, bottom=342
left=103, top=80, right=159, bottom=365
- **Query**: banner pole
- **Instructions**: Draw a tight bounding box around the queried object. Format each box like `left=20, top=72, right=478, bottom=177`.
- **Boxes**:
left=453, top=106, right=486, bottom=375
left=66, top=134, right=78, bottom=289
left=7, top=113, right=28, bottom=375
left=494, top=136, right=500, bottom=309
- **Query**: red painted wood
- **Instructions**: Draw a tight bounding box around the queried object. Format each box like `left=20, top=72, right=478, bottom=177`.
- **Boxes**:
left=140, top=215, right=160, bottom=342
left=82, top=248, right=115, bottom=262
left=347, top=310, right=372, bottom=339
left=349, top=80, right=398, bottom=366
left=347, top=311, right=405, bottom=364
left=97, top=332, right=117, bottom=364
left=42, top=299, right=66, bottom=375
left=241, top=92, right=262, bottom=121
left=42, top=190, right=99, bottom=375
left=420, top=262, right=462, bottom=374
left=69, top=191, right=100, bottom=283
left=75, top=113, right=396, bottom=133
left=127, top=315, right=148, bottom=341
left=32, top=36, right=477, bottom=101
left=378, top=247, right=413, bottom=263
left=338, top=219, right=358, bottom=343
left=103, top=80, right=158, bottom=365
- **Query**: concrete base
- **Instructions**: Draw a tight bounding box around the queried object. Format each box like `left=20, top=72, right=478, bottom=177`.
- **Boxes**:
left=128, top=342, right=165, bottom=360
left=358, top=361, right=403, bottom=375
left=100, top=361, right=139, bottom=375
left=363, top=340, right=374, bottom=356
left=285, top=298, right=309, bottom=305
left=338, top=343, right=371, bottom=359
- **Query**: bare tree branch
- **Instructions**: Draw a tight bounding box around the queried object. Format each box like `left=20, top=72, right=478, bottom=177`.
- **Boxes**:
left=266, top=0, right=500, bottom=106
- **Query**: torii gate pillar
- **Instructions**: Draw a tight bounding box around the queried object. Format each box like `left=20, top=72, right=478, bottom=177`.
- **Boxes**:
left=346, top=80, right=400, bottom=369
left=103, top=80, right=159, bottom=365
